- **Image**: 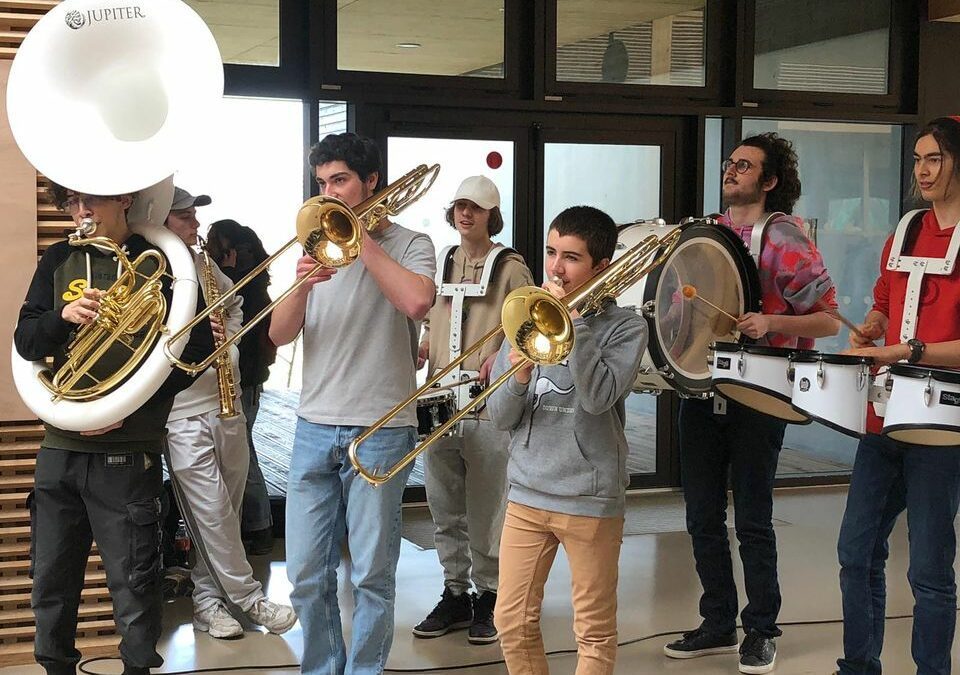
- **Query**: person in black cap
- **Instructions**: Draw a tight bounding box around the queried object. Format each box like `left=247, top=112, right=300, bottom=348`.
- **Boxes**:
left=163, top=187, right=297, bottom=640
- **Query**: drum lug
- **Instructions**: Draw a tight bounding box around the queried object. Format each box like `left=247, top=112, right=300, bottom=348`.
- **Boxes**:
left=640, top=300, right=656, bottom=319
left=817, top=360, right=825, bottom=389
left=925, top=375, right=933, bottom=407
left=737, top=350, right=745, bottom=377
left=857, top=365, right=868, bottom=392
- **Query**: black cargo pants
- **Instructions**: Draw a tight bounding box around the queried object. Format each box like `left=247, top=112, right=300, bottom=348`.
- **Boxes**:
left=30, top=447, right=164, bottom=675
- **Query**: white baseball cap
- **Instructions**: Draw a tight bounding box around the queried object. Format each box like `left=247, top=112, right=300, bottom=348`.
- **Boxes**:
left=451, top=175, right=500, bottom=210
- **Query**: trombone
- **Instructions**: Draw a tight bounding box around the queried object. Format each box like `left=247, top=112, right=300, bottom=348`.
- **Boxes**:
left=164, top=164, right=440, bottom=375
left=347, top=226, right=684, bottom=486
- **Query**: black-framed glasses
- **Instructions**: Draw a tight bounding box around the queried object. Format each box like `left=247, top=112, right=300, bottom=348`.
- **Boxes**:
left=58, top=194, right=119, bottom=214
left=721, top=158, right=755, bottom=175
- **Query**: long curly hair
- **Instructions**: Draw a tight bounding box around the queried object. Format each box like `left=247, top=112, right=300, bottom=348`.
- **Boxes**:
left=740, top=132, right=802, bottom=214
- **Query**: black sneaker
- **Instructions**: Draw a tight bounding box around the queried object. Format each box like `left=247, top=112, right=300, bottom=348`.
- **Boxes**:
left=663, top=627, right=739, bottom=659
left=468, top=591, right=498, bottom=644
left=738, top=632, right=776, bottom=674
left=412, top=588, right=473, bottom=638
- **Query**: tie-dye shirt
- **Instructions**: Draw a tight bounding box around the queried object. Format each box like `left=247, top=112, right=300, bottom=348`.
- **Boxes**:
left=720, top=210, right=837, bottom=350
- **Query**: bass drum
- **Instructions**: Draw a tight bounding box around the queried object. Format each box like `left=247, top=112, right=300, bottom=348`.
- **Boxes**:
left=615, top=218, right=761, bottom=396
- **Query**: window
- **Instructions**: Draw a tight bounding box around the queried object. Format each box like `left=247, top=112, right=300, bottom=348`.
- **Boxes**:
left=555, top=0, right=706, bottom=86
left=337, top=1, right=505, bottom=78
left=386, top=136, right=516, bottom=251
left=185, top=0, right=280, bottom=67
left=753, top=0, right=891, bottom=96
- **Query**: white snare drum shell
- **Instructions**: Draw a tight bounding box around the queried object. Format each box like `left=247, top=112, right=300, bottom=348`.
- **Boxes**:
left=709, top=343, right=809, bottom=423
left=790, top=355, right=871, bottom=438
left=883, top=366, right=960, bottom=447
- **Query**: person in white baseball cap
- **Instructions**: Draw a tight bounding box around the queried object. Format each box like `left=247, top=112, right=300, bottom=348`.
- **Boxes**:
left=414, top=175, right=533, bottom=644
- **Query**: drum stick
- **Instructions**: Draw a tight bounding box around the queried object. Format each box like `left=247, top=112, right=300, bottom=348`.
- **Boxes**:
left=681, top=285, right=739, bottom=324
left=813, top=302, right=866, bottom=339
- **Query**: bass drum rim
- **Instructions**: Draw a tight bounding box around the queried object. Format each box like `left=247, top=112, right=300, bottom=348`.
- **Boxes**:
left=627, top=220, right=761, bottom=396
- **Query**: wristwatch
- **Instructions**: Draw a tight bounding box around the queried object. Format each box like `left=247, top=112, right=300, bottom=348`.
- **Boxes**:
left=907, top=338, right=926, bottom=364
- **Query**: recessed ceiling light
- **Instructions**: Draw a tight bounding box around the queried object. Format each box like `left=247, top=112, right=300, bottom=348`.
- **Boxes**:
left=395, top=42, right=422, bottom=49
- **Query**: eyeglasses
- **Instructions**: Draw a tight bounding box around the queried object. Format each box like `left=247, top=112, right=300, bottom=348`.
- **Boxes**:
left=58, top=194, right=120, bottom=214
left=721, top=158, right=755, bottom=175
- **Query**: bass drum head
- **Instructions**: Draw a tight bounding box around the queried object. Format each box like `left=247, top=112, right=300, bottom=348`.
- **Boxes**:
left=616, top=219, right=761, bottom=396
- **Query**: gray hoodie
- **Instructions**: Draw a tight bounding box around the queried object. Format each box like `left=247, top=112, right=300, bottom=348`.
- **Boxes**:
left=487, top=301, right=647, bottom=518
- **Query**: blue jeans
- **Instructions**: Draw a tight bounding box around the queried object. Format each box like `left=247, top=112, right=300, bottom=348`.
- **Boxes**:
left=837, top=433, right=960, bottom=675
left=679, top=397, right=786, bottom=638
left=286, top=419, right=415, bottom=675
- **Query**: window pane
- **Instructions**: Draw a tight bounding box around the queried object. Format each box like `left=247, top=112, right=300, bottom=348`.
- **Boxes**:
left=338, top=1, right=505, bottom=78
left=545, top=142, right=662, bottom=475
left=753, top=0, right=890, bottom=95
left=556, top=0, right=706, bottom=86
left=703, top=117, right=723, bottom=214
left=185, top=0, right=280, bottom=67
left=742, top=119, right=903, bottom=476
left=387, top=137, right=515, bottom=251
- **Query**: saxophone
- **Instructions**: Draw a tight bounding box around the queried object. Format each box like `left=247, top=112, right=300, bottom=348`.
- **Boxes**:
left=197, top=236, right=239, bottom=418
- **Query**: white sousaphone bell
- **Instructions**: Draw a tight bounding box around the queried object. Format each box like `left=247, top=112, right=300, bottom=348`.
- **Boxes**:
left=7, top=0, right=224, bottom=431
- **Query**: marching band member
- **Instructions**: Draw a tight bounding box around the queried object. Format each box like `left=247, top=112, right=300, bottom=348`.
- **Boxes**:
left=15, top=185, right=215, bottom=675
left=413, top=176, right=533, bottom=644
left=664, top=133, right=839, bottom=674
left=269, top=133, right=436, bottom=675
left=162, top=188, right=296, bottom=640
left=836, top=117, right=960, bottom=675
left=488, top=205, right=647, bottom=675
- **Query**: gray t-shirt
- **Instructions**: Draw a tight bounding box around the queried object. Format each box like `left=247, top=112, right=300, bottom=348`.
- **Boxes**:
left=298, top=221, right=436, bottom=427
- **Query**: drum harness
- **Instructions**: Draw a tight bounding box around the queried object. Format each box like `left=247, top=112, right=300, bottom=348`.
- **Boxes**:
left=870, top=209, right=960, bottom=413
left=432, top=244, right=519, bottom=433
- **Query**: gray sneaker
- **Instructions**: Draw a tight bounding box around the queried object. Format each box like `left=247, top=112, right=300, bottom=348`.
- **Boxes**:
left=193, top=603, right=243, bottom=639
left=247, top=597, right=297, bottom=634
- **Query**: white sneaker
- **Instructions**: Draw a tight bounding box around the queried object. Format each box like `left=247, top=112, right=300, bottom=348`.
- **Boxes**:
left=247, top=598, right=297, bottom=634
left=193, top=603, right=243, bottom=639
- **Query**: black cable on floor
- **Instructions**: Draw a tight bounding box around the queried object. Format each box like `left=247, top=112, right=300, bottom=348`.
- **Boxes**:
left=75, top=611, right=930, bottom=675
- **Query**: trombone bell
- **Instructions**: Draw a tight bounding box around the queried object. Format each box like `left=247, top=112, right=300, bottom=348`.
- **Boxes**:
left=503, top=289, right=575, bottom=365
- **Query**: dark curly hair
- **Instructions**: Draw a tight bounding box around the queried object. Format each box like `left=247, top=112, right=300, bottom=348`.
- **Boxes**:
left=308, top=132, right=381, bottom=184
left=911, top=117, right=960, bottom=202
left=444, top=204, right=505, bottom=237
left=548, top=205, right=617, bottom=264
left=206, top=219, right=271, bottom=282
left=740, top=132, right=802, bottom=215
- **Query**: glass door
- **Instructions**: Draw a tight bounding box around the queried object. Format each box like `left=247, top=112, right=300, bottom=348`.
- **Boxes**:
left=538, top=125, right=682, bottom=489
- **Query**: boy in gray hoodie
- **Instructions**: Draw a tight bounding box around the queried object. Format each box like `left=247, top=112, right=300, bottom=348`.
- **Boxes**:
left=487, top=205, right=647, bottom=675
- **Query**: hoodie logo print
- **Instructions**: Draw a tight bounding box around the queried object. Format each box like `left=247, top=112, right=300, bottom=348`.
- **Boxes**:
left=532, top=376, right=575, bottom=412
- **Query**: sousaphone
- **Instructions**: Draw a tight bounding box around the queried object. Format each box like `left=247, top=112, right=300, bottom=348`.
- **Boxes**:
left=7, top=0, right=224, bottom=431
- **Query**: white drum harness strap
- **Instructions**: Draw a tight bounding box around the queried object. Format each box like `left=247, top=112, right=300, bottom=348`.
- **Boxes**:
left=886, top=209, right=960, bottom=342
left=434, top=244, right=518, bottom=410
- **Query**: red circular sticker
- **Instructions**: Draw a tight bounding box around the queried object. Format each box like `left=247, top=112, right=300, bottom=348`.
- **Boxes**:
left=486, top=151, right=503, bottom=169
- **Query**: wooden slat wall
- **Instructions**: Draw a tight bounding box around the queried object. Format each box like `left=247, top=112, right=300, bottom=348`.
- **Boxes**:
left=0, top=0, right=121, bottom=666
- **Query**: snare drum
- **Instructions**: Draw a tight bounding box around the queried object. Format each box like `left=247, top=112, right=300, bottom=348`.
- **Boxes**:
left=790, top=352, right=874, bottom=437
left=416, top=390, right=457, bottom=440
left=615, top=218, right=761, bottom=396
left=709, top=342, right=811, bottom=423
left=882, top=364, right=960, bottom=446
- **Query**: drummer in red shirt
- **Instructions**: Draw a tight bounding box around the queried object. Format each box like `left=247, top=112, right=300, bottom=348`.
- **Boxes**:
left=837, top=116, right=960, bottom=675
